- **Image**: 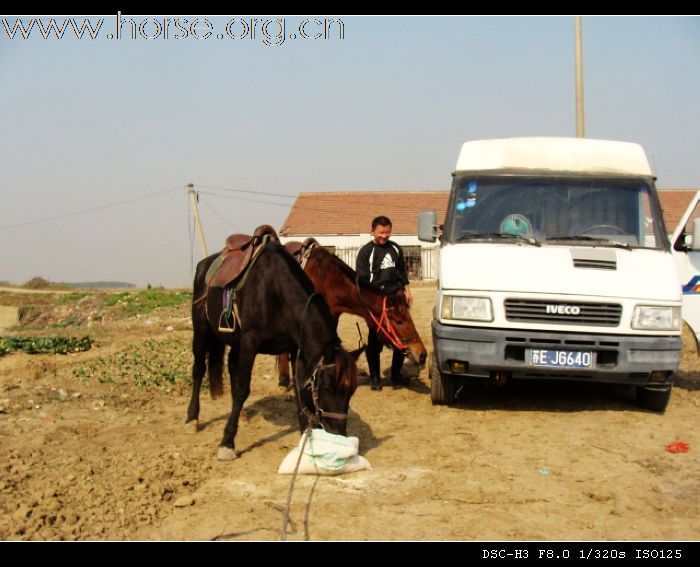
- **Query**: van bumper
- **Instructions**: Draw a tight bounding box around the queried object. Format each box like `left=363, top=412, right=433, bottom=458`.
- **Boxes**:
left=431, top=320, right=681, bottom=387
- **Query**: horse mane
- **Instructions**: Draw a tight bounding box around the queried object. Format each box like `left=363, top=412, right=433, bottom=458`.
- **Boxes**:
left=307, top=247, right=411, bottom=318
left=270, top=242, right=344, bottom=340
left=308, top=246, right=358, bottom=282
left=272, top=242, right=316, bottom=295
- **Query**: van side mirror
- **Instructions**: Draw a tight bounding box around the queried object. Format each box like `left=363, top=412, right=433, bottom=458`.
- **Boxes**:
left=418, top=211, right=439, bottom=243
left=690, top=218, right=700, bottom=251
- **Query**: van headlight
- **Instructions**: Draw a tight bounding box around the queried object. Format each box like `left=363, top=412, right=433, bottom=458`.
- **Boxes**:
left=441, top=295, right=493, bottom=321
left=631, top=305, right=681, bottom=331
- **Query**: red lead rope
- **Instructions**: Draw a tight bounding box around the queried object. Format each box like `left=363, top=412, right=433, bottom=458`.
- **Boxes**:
left=368, top=296, right=406, bottom=352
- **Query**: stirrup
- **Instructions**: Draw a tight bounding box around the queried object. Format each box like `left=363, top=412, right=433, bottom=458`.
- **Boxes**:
left=218, top=310, right=236, bottom=333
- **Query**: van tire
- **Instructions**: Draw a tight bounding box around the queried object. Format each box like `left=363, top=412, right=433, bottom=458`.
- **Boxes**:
left=430, top=354, right=455, bottom=405
left=636, top=386, right=672, bottom=412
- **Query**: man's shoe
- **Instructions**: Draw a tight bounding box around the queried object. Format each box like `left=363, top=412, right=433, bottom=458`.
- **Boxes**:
left=370, top=376, right=383, bottom=391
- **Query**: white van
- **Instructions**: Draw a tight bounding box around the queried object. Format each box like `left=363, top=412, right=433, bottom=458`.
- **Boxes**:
left=419, top=137, right=683, bottom=411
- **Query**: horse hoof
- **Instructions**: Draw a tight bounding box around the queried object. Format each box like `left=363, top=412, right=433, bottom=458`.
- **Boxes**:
left=185, top=420, right=199, bottom=434
left=278, top=376, right=290, bottom=389
left=217, top=447, right=238, bottom=461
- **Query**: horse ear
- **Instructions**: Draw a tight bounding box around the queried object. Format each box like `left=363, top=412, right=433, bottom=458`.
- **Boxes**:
left=349, top=346, right=366, bottom=361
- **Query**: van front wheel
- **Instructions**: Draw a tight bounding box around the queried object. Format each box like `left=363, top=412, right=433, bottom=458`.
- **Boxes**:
left=636, top=386, right=672, bottom=412
left=430, top=354, right=455, bottom=405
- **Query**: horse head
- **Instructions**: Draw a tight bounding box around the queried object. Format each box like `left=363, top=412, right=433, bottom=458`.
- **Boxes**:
left=384, top=289, right=428, bottom=367
left=301, top=346, right=364, bottom=435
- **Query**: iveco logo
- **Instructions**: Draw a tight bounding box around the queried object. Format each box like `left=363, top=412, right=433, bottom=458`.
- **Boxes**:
left=546, top=305, right=581, bottom=315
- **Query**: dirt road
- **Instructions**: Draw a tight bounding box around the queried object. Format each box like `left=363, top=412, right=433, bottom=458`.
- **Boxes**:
left=1, top=285, right=698, bottom=540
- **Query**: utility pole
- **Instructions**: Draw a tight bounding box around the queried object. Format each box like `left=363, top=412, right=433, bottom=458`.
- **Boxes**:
left=575, top=16, right=585, bottom=138
left=187, top=183, right=209, bottom=258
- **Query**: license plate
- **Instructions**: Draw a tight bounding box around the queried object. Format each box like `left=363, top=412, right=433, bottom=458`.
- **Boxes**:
left=530, top=349, right=592, bottom=368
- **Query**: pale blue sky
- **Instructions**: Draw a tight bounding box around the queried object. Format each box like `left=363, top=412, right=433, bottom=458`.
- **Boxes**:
left=1, top=15, right=699, bottom=287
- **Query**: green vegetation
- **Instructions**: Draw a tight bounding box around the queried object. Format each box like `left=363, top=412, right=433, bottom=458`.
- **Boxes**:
left=72, top=336, right=192, bottom=389
left=0, top=335, right=92, bottom=356
left=0, top=287, right=192, bottom=330
left=104, top=289, right=192, bottom=316
left=64, top=281, right=136, bottom=289
left=57, top=292, right=91, bottom=305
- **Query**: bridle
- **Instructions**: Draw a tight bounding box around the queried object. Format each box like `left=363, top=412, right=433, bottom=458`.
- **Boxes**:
left=355, top=277, right=417, bottom=353
left=293, top=293, right=349, bottom=428
left=296, top=360, right=349, bottom=427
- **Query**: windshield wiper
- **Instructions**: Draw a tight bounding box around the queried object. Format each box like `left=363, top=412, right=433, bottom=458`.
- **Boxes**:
left=546, top=235, right=631, bottom=249
left=456, top=232, right=541, bottom=246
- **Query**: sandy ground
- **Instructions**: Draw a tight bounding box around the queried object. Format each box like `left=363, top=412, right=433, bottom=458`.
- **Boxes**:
left=1, top=284, right=699, bottom=541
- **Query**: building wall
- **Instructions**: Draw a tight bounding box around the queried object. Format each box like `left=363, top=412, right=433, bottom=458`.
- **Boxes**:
left=280, top=234, right=440, bottom=280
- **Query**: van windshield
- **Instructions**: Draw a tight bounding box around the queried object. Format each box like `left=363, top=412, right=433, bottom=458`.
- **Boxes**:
left=445, top=175, right=666, bottom=250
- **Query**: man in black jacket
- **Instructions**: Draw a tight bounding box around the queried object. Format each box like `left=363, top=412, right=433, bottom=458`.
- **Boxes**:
left=356, top=215, right=413, bottom=391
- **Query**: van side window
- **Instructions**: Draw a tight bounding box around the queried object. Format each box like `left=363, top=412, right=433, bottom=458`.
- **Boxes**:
left=674, top=201, right=700, bottom=251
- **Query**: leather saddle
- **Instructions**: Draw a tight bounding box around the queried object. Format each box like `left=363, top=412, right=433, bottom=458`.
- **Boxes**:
left=207, top=224, right=279, bottom=288
left=285, top=237, right=321, bottom=266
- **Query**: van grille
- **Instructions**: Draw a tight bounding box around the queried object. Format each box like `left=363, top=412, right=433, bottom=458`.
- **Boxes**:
left=504, top=299, right=622, bottom=327
left=573, top=258, right=617, bottom=270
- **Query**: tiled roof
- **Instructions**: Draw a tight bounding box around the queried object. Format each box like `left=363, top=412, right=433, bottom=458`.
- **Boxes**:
left=280, top=189, right=697, bottom=236
left=279, top=191, right=449, bottom=236
left=658, top=189, right=697, bottom=232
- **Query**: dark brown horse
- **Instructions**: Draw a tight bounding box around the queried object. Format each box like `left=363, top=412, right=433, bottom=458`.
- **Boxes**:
left=187, top=240, right=362, bottom=460
left=278, top=241, right=427, bottom=387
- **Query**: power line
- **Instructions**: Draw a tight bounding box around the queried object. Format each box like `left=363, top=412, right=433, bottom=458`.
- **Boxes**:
left=198, top=189, right=439, bottom=222
left=196, top=184, right=447, bottom=215
left=198, top=196, right=242, bottom=232
left=197, top=184, right=298, bottom=201
left=197, top=190, right=300, bottom=210
left=0, top=181, right=440, bottom=232
left=0, top=185, right=185, bottom=230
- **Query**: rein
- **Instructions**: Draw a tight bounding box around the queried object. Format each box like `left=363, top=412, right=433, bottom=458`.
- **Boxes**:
left=368, top=296, right=406, bottom=351
left=354, top=277, right=410, bottom=352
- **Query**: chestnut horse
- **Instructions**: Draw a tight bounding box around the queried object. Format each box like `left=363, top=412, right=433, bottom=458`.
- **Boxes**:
left=278, top=242, right=427, bottom=387
left=187, top=240, right=362, bottom=460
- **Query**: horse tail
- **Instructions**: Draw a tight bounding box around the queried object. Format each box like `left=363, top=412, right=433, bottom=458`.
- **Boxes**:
left=208, top=338, right=225, bottom=399
left=192, top=253, right=226, bottom=400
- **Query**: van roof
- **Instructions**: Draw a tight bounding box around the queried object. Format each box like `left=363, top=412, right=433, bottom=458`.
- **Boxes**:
left=455, top=137, right=653, bottom=177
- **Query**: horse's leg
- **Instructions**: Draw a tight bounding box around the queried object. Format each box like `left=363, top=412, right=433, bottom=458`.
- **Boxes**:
left=277, top=352, right=291, bottom=389
left=186, top=322, right=210, bottom=431
left=217, top=341, right=255, bottom=460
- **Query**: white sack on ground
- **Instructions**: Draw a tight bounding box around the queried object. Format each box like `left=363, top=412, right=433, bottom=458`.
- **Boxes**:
left=278, top=429, right=371, bottom=476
